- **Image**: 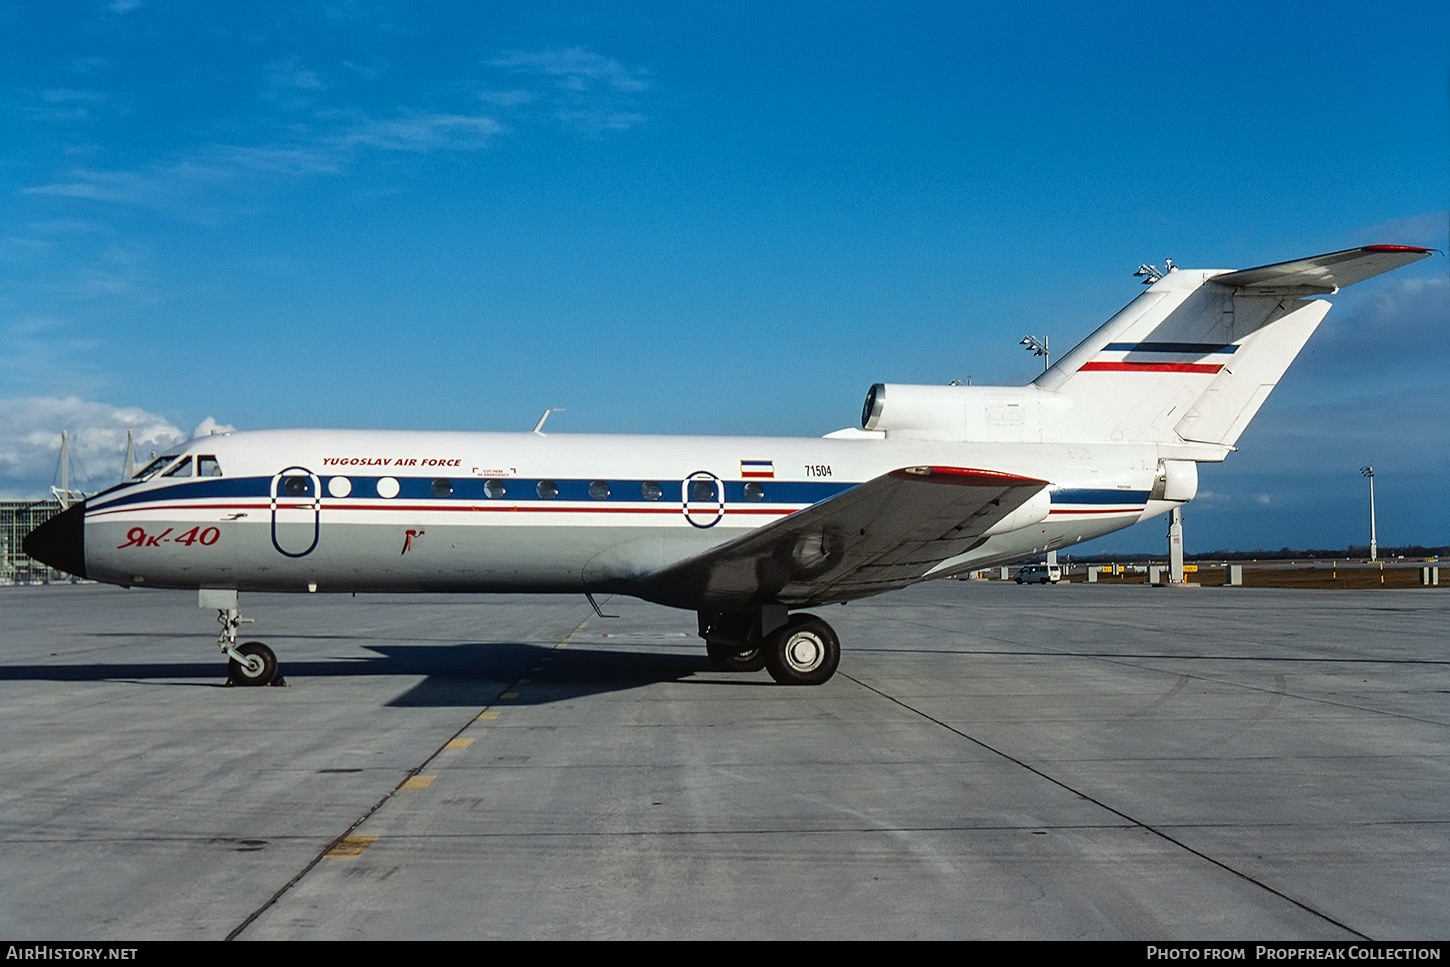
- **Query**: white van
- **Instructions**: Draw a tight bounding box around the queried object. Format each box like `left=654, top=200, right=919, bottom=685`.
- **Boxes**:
left=1015, top=563, right=1062, bottom=584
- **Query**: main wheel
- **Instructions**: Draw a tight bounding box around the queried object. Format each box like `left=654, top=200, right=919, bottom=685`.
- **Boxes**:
left=763, top=614, right=840, bottom=686
left=706, top=637, right=766, bottom=672
left=228, top=641, right=278, bottom=686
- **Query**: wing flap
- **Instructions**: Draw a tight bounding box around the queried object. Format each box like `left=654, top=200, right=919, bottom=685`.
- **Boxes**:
left=1211, top=245, right=1433, bottom=292
left=644, top=466, right=1048, bottom=609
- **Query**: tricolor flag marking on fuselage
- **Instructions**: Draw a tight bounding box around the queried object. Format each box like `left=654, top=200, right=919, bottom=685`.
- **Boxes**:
left=1078, top=341, right=1237, bottom=374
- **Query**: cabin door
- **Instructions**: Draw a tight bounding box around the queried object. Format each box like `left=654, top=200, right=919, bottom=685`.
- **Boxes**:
left=681, top=471, right=725, bottom=528
left=270, top=467, right=321, bottom=557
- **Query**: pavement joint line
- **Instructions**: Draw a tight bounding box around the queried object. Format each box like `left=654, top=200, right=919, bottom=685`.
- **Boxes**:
left=6, top=818, right=1448, bottom=847
left=853, top=637, right=1450, bottom=727
left=841, top=670, right=1375, bottom=942
left=224, top=615, right=590, bottom=941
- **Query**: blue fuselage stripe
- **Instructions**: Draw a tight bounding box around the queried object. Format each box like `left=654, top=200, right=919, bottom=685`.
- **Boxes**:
left=1050, top=488, right=1150, bottom=504
left=88, top=476, right=858, bottom=512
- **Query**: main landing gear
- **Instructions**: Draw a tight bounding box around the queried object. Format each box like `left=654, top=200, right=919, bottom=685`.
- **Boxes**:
left=205, top=590, right=285, bottom=687
left=700, top=608, right=841, bottom=685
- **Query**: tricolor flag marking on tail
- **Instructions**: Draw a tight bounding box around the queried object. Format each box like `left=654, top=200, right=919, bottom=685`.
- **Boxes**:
left=1078, top=341, right=1237, bottom=374
left=740, top=460, right=775, bottom=478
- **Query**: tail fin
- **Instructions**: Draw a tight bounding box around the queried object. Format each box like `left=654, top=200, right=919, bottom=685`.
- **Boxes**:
left=1035, top=245, right=1433, bottom=447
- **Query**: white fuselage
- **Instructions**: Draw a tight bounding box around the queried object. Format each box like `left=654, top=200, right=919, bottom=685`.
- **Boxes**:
left=81, top=428, right=1173, bottom=606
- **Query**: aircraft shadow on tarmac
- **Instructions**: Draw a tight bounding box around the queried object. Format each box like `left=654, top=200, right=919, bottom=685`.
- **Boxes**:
left=0, top=641, right=763, bottom=706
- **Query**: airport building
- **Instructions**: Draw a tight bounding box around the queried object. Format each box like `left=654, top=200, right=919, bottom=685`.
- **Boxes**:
left=0, top=499, right=80, bottom=585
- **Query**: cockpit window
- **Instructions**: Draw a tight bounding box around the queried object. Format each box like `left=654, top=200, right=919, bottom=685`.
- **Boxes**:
left=134, top=454, right=181, bottom=481
left=162, top=456, right=194, bottom=478
left=197, top=456, right=222, bottom=477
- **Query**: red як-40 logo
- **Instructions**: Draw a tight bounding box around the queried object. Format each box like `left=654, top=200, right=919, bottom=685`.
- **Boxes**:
left=118, top=526, right=220, bottom=548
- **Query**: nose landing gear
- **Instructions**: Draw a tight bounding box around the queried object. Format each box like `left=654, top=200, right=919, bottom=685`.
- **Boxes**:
left=206, top=590, right=285, bottom=687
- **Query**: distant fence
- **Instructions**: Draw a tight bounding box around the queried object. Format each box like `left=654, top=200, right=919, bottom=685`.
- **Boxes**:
left=968, top=561, right=1443, bottom=589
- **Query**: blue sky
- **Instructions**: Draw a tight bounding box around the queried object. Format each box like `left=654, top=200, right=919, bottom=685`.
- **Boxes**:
left=2, top=1, right=1446, bottom=554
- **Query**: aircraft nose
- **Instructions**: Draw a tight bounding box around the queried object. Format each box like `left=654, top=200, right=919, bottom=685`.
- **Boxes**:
left=23, top=501, right=88, bottom=579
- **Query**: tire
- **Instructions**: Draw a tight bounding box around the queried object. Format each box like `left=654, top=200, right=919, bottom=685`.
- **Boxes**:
left=706, top=636, right=766, bottom=672
left=763, top=614, right=840, bottom=686
left=228, top=641, right=278, bottom=686
left=1015, top=578, right=1023, bottom=584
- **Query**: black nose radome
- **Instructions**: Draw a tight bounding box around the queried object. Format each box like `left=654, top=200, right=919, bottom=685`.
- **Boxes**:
left=23, top=501, right=87, bottom=579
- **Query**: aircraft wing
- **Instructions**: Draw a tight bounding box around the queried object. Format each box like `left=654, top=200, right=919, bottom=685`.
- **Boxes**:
left=644, top=466, right=1048, bottom=609
left=1211, top=244, right=1434, bottom=292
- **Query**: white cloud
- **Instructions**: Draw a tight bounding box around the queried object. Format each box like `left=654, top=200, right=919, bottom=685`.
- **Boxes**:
left=41, top=89, right=107, bottom=104
left=0, top=397, right=187, bottom=498
left=1352, top=212, right=1449, bottom=250
left=486, top=47, right=652, bottom=134
left=1302, top=272, right=1449, bottom=389
left=489, top=48, right=651, bottom=93
left=478, top=89, right=535, bottom=108
left=556, top=110, right=648, bottom=134
left=23, top=110, right=506, bottom=210
left=20, top=43, right=650, bottom=216
left=191, top=417, right=237, bottom=438
left=264, top=58, right=326, bottom=94
left=333, top=113, right=503, bottom=152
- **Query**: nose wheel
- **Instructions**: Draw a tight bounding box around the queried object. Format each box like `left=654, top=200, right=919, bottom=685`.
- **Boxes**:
left=227, top=641, right=279, bottom=686
left=213, top=597, right=285, bottom=687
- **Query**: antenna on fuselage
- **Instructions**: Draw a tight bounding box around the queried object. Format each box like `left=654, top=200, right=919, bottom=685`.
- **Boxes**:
left=532, top=408, right=565, bottom=434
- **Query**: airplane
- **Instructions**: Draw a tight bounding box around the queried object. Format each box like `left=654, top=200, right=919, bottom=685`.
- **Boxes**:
left=24, top=244, right=1433, bottom=688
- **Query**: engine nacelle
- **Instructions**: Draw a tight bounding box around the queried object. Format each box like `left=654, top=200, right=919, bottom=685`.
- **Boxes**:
left=861, top=383, right=975, bottom=439
left=861, top=382, right=1052, bottom=441
left=1151, top=459, right=1199, bottom=502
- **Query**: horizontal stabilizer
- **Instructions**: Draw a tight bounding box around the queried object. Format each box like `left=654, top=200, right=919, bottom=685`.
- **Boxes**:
left=643, top=467, right=1047, bottom=609
left=1211, top=245, right=1434, bottom=293
left=1031, top=243, right=1434, bottom=448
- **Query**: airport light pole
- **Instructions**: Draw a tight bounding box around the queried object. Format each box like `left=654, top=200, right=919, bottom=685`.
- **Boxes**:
left=1020, top=335, right=1052, bottom=565
left=1361, top=466, right=1377, bottom=561
left=1020, top=335, right=1049, bottom=371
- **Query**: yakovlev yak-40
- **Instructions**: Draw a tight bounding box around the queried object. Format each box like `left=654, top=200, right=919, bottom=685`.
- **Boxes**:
left=25, top=245, right=1433, bottom=686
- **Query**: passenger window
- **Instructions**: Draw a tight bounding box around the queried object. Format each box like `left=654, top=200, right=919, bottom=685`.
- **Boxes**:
left=640, top=481, right=662, bottom=501
left=484, top=479, right=506, bottom=499
left=537, top=480, right=558, bottom=499
left=431, top=478, right=453, bottom=498
left=197, top=456, right=222, bottom=477
left=743, top=482, right=765, bottom=501
left=163, top=457, right=194, bottom=478
left=689, top=479, right=717, bottom=502
left=283, top=476, right=310, bottom=496
left=588, top=481, right=610, bottom=500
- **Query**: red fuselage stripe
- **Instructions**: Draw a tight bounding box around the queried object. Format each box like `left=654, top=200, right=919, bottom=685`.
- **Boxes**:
left=87, top=501, right=799, bottom=518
